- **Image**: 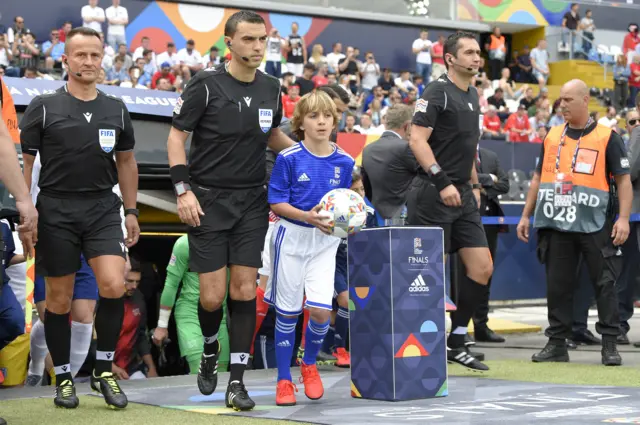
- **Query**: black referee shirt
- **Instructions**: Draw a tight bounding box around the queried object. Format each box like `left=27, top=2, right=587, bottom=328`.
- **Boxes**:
left=172, top=65, right=283, bottom=189
left=20, top=85, right=135, bottom=197
left=412, top=75, right=481, bottom=184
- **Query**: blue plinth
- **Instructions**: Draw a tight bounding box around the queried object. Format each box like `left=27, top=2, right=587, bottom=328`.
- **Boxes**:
left=348, top=226, right=448, bottom=401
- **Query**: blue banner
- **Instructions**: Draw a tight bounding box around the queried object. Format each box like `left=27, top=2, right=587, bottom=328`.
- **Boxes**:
left=4, top=77, right=179, bottom=118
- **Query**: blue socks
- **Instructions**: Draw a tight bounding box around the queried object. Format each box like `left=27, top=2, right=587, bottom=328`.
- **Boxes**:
left=303, top=318, right=330, bottom=365
left=334, top=307, right=349, bottom=349
left=275, top=315, right=297, bottom=382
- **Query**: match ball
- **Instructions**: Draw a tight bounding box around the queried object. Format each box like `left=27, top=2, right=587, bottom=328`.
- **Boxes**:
left=319, top=188, right=368, bottom=239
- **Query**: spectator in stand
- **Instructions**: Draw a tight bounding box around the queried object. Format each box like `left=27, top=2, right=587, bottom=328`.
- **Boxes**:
left=548, top=106, right=565, bottom=127
left=344, top=113, right=361, bottom=134
left=412, top=29, right=432, bottom=84
left=520, top=87, right=535, bottom=110
left=403, top=90, right=418, bottom=108
left=23, top=66, right=38, bottom=79
left=477, top=87, right=489, bottom=113
left=133, top=36, right=154, bottom=62
left=413, top=75, right=425, bottom=97
left=354, top=113, right=383, bottom=135
left=362, top=86, right=383, bottom=112
left=113, top=43, right=133, bottom=72
left=58, top=21, right=73, bottom=43
left=99, top=32, right=116, bottom=70
left=312, top=63, right=329, bottom=88
left=580, top=9, right=595, bottom=53
left=177, top=39, right=203, bottom=77
left=282, top=85, right=300, bottom=119
left=529, top=110, right=547, bottom=134
left=431, top=35, right=446, bottom=80
left=505, top=104, right=532, bottom=142
left=531, top=125, right=547, bottom=143
left=394, top=70, right=416, bottom=97
left=155, top=77, right=174, bottom=92
left=598, top=106, right=619, bottom=129
left=265, top=27, right=285, bottom=78
left=378, top=68, right=394, bottom=95
left=151, top=62, right=175, bottom=89
left=487, top=88, right=509, bottom=121
left=0, top=35, right=18, bottom=77
left=325, top=42, right=344, bottom=73
left=530, top=39, right=550, bottom=87
left=629, top=54, right=640, bottom=108
left=590, top=110, right=600, bottom=123
left=381, top=92, right=403, bottom=117
left=338, top=46, right=360, bottom=90
left=105, top=0, right=128, bottom=50
left=105, top=55, right=129, bottom=85
left=625, top=25, right=640, bottom=65
left=202, top=46, right=221, bottom=68
left=12, top=31, right=39, bottom=77
left=7, top=16, right=29, bottom=45
left=486, top=26, right=507, bottom=81
left=516, top=45, right=535, bottom=83
left=361, top=52, right=380, bottom=98
left=156, top=42, right=178, bottom=68
left=280, top=72, right=295, bottom=95
left=285, top=22, right=307, bottom=76
left=498, top=68, right=527, bottom=100
left=120, top=65, right=147, bottom=89
left=309, top=44, right=326, bottom=66
left=141, top=49, right=157, bottom=79
left=327, top=72, right=337, bottom=85
left=295, top=63, right=315, bottom=96
left=42, top=29, right=64, bottom=71
left=482, top=105, right=506, bottom=140
left=561, top=3, right=580, bottom=50
left=614, top=55, right=630, bottom=111
left=133, top=57, right=152, bottom=87
left=367, top=99, right=383, bottom=127
left=81, top=0, right=105, bottom=33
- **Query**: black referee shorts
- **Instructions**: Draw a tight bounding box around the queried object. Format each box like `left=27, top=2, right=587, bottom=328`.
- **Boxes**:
left=407, top=180, right=488, bottom=254
left=188, top=185, right=269, bottom=273
left=36, top=192, right=126, bottom=277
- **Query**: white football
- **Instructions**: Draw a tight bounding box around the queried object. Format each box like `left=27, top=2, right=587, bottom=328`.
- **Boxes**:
left=319, top=188, right=368, bottom=238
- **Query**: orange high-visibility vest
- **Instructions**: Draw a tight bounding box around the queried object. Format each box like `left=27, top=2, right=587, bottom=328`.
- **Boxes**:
left=533, top=123, right=613, bottom=233
left=1, top=78, right=19, bottom=144
left=489, top=35, right=506, bottom=52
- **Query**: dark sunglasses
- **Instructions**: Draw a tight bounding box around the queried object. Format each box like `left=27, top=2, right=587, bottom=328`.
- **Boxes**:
left=629, top=119, right=639, bottom=126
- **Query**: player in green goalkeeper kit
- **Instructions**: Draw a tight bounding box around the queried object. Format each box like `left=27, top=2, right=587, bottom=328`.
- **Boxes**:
left=152, top=235, right=230, bottom=373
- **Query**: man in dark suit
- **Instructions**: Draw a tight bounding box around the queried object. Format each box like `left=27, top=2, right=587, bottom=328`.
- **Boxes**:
left=361, top=104, right=418, bottom=225
left=470, top=146, right=509, bottom=342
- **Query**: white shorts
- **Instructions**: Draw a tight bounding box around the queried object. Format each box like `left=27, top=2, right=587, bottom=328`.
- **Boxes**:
left=286, top=63, right=304, bottom=77
left=258, top=221, right=275, bottom=277
left=265, top=219, right=340, bottom=316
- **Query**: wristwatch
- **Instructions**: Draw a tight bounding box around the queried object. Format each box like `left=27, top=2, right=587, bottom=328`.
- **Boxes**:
left=427, top=163, right=442, bottom=176
left=174, top=181, right=191, bottom=197
left=472, top=183, right=482, bottom=190
left=124, top=208, right=139, bottom=217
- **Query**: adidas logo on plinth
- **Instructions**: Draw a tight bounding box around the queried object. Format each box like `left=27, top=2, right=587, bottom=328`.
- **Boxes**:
left=409, top=275, right=430, bottom=293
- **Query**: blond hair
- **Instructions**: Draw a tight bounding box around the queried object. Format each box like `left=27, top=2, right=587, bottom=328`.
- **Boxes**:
left=291, top=90, right=339, bottom=141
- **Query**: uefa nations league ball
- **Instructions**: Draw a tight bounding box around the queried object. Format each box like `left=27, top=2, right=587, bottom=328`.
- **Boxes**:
left=319, top=188, right=368, bottom=238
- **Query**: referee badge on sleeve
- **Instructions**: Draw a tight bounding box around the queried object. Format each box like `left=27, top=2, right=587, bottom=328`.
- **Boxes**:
left=259, top=109, right=273, bottom=133
left=414, top=99, right=427, bottom=115
left=99, top=129, right=116, bottom=153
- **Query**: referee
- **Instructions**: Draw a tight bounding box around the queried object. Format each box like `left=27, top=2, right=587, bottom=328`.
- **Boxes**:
left=20, top=27, right=139, bottom=410
left=408, top=32, right=491, bottom=371
left=167, top=10, right=293, bottom=411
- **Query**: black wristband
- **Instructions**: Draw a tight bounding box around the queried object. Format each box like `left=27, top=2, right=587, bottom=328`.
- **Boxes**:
left=170, top=165, right=190, bottom=186
left=431, top=171, right=453, bottom=192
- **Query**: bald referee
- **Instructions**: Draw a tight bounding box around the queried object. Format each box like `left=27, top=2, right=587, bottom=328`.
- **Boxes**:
left=167, top=11, right=293, bottom=411
left=20, top=27, right=139, bottom=410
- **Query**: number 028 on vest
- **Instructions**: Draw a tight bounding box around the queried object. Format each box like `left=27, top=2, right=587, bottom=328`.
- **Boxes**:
left=533, top=124, right=612, bottom=234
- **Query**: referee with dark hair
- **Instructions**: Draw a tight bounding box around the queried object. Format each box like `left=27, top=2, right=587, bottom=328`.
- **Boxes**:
left=167, top=10, right=294, bottom=411
left=408, top=32, right=492, bottom=371
left=20, top=27, right=139, bottom=410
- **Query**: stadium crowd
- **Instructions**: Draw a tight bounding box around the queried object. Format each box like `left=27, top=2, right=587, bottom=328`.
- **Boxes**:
left=1, top=2, right=640, bottom=415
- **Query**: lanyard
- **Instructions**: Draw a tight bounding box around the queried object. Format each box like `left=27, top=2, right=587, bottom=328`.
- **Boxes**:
left=554, top=117, right=594, bottom=174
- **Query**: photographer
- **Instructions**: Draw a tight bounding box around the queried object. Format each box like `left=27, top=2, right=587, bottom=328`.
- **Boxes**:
left=265, top=28, right=285, bottom=78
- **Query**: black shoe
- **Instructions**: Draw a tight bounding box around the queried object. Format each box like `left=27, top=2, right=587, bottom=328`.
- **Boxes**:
left=602, top=337, right=622, bottom=366
left=617, top=333, right=630, bottom=345
left=566, top=339, right=577, bottom=350
left=447, top=346, right=489, bottom=371
left=91, top=372, right=128, bottom=409
left=54, top=379, right=79, bottom=409
left=197, top=353, right=218, bottom=396
left=0, top=417, right=6, bottom=425
left=225, top=381, right=255, bottom=411
left=532, top=340, right=569, bottom=363
left=474, top=327, right=506, bottom=343
left=572, top=329, right=601, bottom=345
left=316, top=351, right=337, bottom=365
left=464, top=334, right=475, bottom=346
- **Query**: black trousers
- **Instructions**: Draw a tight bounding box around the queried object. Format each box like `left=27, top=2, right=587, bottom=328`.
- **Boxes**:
left=538, top=224, right=622, bottom=340
left=472, top=225, right=499, bottom=328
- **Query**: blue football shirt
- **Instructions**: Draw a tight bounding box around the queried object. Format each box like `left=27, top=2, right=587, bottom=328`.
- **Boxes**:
left=269, top=142, right=355, bottom=227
